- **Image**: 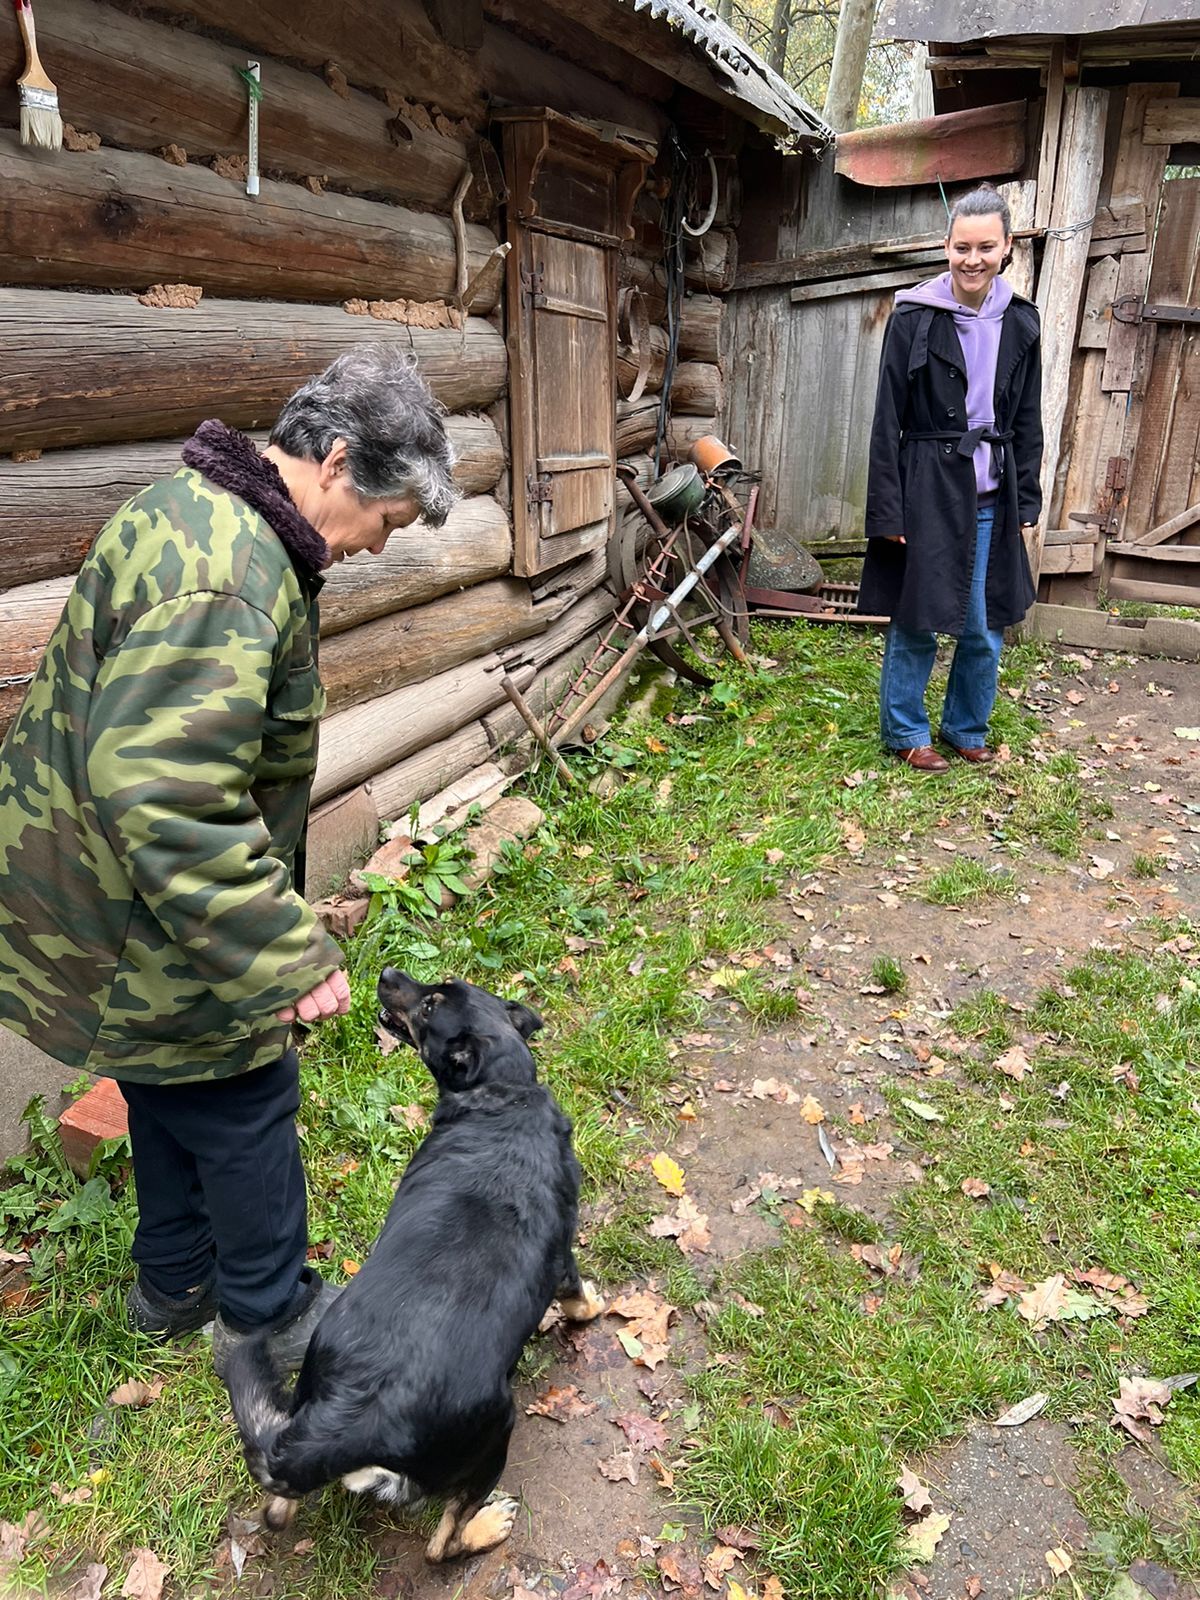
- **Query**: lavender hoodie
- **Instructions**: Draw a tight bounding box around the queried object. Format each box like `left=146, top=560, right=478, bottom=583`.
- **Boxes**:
left=893, top=271, right=1013, bottom=496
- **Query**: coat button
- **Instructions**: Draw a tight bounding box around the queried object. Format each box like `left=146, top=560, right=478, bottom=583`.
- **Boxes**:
left=943, top=444, right=953, bottom=454
left=948, top=366, right=959, bottom=378
left=947, top=408, right=957, bottom=418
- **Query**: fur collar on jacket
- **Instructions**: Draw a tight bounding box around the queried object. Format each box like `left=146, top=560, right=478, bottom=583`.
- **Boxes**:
left=182, top=420, right=329, bottom=577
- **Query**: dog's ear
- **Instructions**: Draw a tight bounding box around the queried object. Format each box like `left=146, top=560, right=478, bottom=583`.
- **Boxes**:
left=505, top=1000, right=543, bottom=1040
left=440, top=1033, right=481, bottom=1088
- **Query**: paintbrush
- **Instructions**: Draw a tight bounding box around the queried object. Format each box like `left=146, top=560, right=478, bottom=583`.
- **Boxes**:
left=13, top=0, right=63, bottom=152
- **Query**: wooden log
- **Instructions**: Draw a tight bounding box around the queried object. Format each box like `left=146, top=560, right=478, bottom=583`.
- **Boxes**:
left=1135, top=500, right=1200, bottom=547
left=108, top=0, right=485, bottom=123
left=678, top=295, right=723, bottom=363
left=669, top=361, right=724, bottom=417
left=368, top=721, right=495, bottom=832
left=312, top=654, right=511, bottom=804
left=735, top=240, right=943, bottom=292
left=0, top=0, right=469, bottom=214
left=1032, top=86, right=1109, bottom=581
left=666, top=415, right=719, bottom=461
left=319, top=578, right=542, bottom=716
left=617, top=325, right=668, bottom=399
left=500, top=585, right=619, bottom=675
left=835, top=101, right=1026, bottom=187
left=0, top=289, right=507, bottom=454
left=790, top=267, right=926, bottom=304
left=1104, top=574, right=1200, bottom=606
left=484, top=627, right=607, bottom=751
left=685, top=230, right=737, bottom=295
left=616, top=396, right=661, bottom=458
left=0, top=413, right=505, bottom=589
left=0, top=133, right=500, bottom=306
left=319, top=495, right=511, bottom=637
left=1035, top=44, right=1065, bottom=232
left=0, top=495, right=513, bottom=729
left=614, top=453, right=656, bottom=512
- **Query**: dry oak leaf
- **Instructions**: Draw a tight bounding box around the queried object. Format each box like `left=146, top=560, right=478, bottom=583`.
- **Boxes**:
left=799, top=1094, right=825, bottom=1124
left=961, top=1177, right=992, bottom=1199
left=64, top=1564, right=107, bottom=1600
left=1045, top=1548, right=1073, bottom=1579
left=896, top=1466, right=933, bottom=1514
left=701, top=1546, right=740, bottom=1590
left=852, top=1241, right=904, bottom=1276
left=713, top=1526, right=761, bottom=1552
left=613, top=1411, right=668, bottom=1452
left=607, top=1289, right=676, bottom=1369
left=750, top=1077, right=801, bottom=1104
left=964, top=1579, right=984, bottom=1599
left=993, top=1044, right=1032, bottom=1082
left=108, top=1378, right=165, bottom=1408
left=1016, top=1274, right=1068, bottom=1330
left=649, top=1454, right=675, bottom=1489
left=649, top=1195, right=711, bottom=1256
left=598, top=1450, right=639, bottom=1485
left=1110, top=1374, right=1175, bottom=1443
left=651, top=1152, right=687, bottom=1197
left=899, top=1511, right=951, bottom=1564
left=525, top=1384, right=598, bottom=1423
left=657, top=1547, right=705, bottom=1596
left=121, top=1547, right=169, bottom=1600
left=0, top=1512, right=49, bottom=1565
left=560, top=1558, right=623, bottom=1600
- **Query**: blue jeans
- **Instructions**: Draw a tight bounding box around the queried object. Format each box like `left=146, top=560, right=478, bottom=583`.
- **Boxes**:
left=879, top=505, right=1003, bottom=752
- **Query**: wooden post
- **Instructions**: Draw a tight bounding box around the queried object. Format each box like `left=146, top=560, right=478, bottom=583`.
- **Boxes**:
left=1031, top=86, right=1109, bottom=582
left=823, top=0, right=877, bottom=133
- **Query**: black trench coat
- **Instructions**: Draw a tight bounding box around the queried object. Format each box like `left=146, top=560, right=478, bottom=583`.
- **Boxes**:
left=857, top=293, right=1043, bottom=635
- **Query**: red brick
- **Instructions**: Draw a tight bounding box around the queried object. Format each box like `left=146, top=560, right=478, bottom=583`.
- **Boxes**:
left=59, top=1076, right=128, bottom=1177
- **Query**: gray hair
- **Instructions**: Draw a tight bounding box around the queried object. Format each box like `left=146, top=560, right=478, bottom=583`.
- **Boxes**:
left=270, top=344, right=459, bottom=527
left=947, top=185, right=1012, bottom=238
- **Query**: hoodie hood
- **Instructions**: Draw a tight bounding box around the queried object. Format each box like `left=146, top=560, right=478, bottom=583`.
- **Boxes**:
left=894, top=270, right=1013, bottom=320
left=895, top=273, right=1013, bottom=495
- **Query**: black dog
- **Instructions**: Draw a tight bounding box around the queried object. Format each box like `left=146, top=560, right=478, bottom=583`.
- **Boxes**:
left=223, top=970, right=603, bottom=1560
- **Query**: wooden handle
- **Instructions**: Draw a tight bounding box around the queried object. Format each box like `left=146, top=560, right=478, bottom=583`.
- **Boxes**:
left=14, top=0, right=52, bottom=88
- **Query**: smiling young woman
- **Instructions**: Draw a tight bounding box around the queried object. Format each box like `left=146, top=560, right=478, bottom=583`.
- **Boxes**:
left=857, top=185, right=1045, bottom=773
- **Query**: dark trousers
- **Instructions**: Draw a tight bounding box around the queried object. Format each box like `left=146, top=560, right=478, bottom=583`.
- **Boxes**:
left=120, top=1049, right=309, bottom=1329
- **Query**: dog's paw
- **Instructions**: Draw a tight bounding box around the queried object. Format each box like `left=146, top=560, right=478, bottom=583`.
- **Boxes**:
left=559, top=1279, right=605, bottom=1322
left=460, top=1494, right=518, bottom=1553
left=263, top=1494, right=298, bottom=1532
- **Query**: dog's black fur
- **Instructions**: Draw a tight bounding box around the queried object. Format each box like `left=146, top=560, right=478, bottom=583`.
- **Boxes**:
left=223, top=970, right=600, bottom=1557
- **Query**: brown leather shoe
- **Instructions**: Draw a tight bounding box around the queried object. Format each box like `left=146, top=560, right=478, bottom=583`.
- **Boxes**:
left=893, top=745, right=949, bottom=772
left=942, top=742, right=995, bottom=764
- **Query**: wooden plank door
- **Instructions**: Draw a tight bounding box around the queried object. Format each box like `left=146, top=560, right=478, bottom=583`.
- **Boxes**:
left=518, top=228, right=616, bottom=575
left=1106, top=176, right=1200, bottom=606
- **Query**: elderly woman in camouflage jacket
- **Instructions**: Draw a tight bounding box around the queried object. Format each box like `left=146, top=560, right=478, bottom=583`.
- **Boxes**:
left=0, top=345, right=457, bottom=1377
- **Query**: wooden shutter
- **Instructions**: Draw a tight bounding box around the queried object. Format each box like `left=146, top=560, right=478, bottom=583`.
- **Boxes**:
left=499, top=110, right=650, bottom=577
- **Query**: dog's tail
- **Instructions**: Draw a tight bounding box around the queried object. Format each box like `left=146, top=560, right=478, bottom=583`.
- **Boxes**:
left=223, top=1336, right=295, bottom=1489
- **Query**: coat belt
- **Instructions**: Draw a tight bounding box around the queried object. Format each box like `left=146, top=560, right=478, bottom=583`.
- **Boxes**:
left=902, top=425, right=1014, bottom=460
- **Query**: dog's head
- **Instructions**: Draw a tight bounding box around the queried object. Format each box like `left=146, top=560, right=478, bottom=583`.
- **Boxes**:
left=377, top=968, right=543, bottom=1092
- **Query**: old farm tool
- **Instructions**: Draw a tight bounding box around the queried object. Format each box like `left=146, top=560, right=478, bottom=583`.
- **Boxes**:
left=547, top=466, right=756, bottom=748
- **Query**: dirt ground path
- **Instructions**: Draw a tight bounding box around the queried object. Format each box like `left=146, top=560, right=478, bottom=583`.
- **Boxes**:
left=315, top=650, right=1199, bottom=1600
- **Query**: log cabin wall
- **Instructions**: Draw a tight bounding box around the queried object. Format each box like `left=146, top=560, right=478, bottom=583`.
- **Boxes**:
left=0, top=0, right=763, bottom=897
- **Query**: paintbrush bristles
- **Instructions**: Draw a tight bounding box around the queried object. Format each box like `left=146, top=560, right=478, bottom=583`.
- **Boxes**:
left=19, top=86, right=63, bottom=152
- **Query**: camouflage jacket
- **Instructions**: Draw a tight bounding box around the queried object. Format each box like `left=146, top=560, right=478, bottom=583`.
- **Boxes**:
left=0, top=422, right=344, bottom=1084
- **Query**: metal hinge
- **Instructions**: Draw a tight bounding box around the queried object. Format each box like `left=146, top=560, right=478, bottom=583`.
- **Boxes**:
left=1104, top=455, right=1130, bottom=495
left=1112, top=295, right=1200, bottom=326
left=526, top=473, right=553, bottom=507
left=521, top=263, right=546, bottom=308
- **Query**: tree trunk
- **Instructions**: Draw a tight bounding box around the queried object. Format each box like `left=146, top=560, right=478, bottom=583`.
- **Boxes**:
left=0, top=133, right=500, bottom=305
left=769, top=0, right=791, bottom=76
left=823, top=0, right=878, bottom=133
left=0, top=413, right=505, bottom=588
left=0, top=0, right=470, bottom=214
left=319, top=578, right=541, bottom=717
left=0, top=289, right=507, bottom=455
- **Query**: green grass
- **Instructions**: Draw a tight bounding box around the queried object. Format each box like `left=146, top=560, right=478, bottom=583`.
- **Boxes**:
left=0, top=625, right=1177, bottom=1597
left=677, top=928, right=1200, bottom=1600
left=869, top=955, right=907, bottom=995
left=924, top=857, right=1016, bottom=905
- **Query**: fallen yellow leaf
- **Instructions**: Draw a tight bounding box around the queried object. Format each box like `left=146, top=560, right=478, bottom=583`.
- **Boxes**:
left=651, top=1152, right=686, bottom=1197
left=342, top=1259, right=361, bottom=1276
left=800, top=1094, right=825, bottom=1124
